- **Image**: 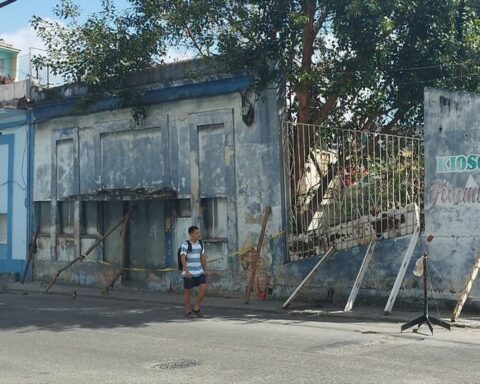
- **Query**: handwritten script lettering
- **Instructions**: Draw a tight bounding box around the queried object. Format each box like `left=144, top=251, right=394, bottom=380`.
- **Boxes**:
left=428, top=179, right=480, bottom=206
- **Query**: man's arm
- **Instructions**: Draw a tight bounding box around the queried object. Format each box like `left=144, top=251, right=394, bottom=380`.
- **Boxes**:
left=181, top=253, right=191, bottom=277
left=200, top=254, right=208, bottom=277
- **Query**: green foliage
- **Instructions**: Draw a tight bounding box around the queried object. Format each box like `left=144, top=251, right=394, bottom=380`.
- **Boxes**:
left=32, top=0, right=480, bottom=131
left=139, top=0, right=480, bottom=131
left=31, top=0, right=165, bottom=122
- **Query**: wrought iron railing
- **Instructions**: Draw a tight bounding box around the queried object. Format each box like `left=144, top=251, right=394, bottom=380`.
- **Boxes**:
left=283, top=122, right=424, bottom=261
left=13, top=53, right=66, bottom=88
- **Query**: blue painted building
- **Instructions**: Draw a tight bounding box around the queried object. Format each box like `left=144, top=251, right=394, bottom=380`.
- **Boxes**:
left=0, top=80, right=30, bottom=277
left=0, top=40, right=20, bottom=83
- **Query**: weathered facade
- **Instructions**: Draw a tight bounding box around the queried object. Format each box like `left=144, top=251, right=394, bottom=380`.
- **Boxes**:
left=31, top=59, right=286, bottom=295
left=28, top=59, right=480, bottom=307
left=423, top=87, right=480, bottom=300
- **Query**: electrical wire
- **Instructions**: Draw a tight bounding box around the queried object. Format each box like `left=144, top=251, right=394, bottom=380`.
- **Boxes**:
left=427, top=269, right=443, bottom=321
left=0, top=179, right=26, bottom=190
left=428, top=261, right=457, bottom=294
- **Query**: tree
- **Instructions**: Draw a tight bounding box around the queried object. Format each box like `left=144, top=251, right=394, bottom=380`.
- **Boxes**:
left=129, top=1, right=480, bottom=233
left=127, top=0, right=480, bottom=129
left=33, top=0, right=480, bottom=128
left=32, top=1, right=480, bottom=236
left=31, top=0, right=166, bottom=120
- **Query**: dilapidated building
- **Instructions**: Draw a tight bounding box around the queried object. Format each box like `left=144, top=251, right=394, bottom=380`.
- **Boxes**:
left=27, top=55, right=480, bottom=313
left=31, top=59, right=286, bottom=295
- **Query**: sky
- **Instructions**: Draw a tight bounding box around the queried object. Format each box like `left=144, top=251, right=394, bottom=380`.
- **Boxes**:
left=0, top=0, right=131, bottom=53
left=0, top=0, right=191, bottom=83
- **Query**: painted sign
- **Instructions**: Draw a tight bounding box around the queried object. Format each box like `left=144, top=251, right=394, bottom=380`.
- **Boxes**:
left=429, top=176, right=480, bottom=206
left=436, top=154, right=480, bottom=173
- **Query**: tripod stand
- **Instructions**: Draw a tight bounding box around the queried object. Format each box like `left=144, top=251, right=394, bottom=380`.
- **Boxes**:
left=401, top=253, right=451, bottom=335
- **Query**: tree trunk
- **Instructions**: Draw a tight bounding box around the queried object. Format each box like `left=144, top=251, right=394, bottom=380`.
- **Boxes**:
left=297, top=0, right=315, bottom=125
left=292, top=0, right=316, bottom=207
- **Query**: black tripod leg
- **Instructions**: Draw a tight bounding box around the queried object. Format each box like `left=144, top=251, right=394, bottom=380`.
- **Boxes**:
left=424, top=317, right=433, bottom=335
left=429, top=316, right=451, bottom=331
left=401, top=315, right=426, bottom=332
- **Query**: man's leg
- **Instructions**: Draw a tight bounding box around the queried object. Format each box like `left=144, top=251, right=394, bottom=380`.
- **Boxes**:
left=184, top=288, right=192, bottom=314
left=193, top=283, right=207, bottom=311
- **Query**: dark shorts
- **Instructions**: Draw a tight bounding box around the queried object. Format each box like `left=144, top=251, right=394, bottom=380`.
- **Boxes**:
left=183, top=274, right=207, bottom=290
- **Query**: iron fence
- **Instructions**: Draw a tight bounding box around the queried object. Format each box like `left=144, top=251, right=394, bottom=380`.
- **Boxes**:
left=283, top=122, right=424, bottom=261
left=14, top=53, right=66, bottom=88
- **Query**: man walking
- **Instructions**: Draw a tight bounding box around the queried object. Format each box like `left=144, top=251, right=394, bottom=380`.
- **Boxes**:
left=180, top=226, right=208, bottom=317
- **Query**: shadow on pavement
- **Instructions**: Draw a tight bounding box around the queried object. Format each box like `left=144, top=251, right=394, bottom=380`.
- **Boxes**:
left=0, top=289, right=417, bottom=333
left=1, top=283, right=478, bottom=333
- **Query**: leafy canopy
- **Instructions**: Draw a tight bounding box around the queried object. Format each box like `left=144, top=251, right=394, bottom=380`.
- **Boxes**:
left=32, top=0, right=480, bottom=130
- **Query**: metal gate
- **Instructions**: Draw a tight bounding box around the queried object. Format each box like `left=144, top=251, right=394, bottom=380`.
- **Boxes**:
left=283, top=122, right=423, bottom=261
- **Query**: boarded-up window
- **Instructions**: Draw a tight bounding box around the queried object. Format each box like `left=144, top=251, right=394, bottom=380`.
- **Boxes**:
left=0, top=213, right=7, bottom=244
left=198, top=124, right=226, bottom=197
left=174, top=199, right=191, bottom=218
left=59, top=201, right=74, bottom=235
left=56, top=139, right=75, bottom=198
left=81, top=202, right=98, bottom=236
left=35, top=202, right=50, bottom=235
left=201, top=198, right=227, bottom=239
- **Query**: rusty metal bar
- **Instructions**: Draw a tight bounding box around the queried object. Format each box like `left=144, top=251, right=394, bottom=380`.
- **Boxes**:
left=283, top=122, right=423, bottom=261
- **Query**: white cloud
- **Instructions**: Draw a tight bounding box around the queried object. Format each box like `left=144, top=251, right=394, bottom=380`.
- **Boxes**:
left=0, top=26, right=46, bottom=81
left=165, top=45, right=196, bottom=63
left=0, top=25, right=46, bottom=56
left=1, top=22, right=195, bottom=83
left=0, top=22, right=67, bottom=85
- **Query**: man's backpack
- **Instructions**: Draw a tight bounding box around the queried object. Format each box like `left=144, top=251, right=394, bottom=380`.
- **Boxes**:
left=177, top=239, right=204, bottom=271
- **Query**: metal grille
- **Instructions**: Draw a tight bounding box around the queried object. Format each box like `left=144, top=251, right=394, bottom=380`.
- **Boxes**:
left=283, top=122, right=424, bottom=261
left=13, top=53, right=66, bottom=88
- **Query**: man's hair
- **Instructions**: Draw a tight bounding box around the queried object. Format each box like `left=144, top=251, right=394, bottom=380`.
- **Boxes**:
left=188, top=225, right=199, bottom=234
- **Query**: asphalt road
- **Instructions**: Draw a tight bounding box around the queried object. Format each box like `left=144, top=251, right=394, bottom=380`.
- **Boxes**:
left=1, top=290, right=480, bottom=384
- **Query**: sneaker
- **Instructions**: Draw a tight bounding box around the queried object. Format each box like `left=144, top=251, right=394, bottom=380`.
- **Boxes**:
left=185, top=311, right=192, bottom=318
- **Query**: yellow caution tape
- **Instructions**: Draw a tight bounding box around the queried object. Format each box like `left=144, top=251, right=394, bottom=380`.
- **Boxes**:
left=270, top=230, right=286, bottom=241
left=94, top=259, right=178, bottom=272
left=79, top=229, right=287, bottom=273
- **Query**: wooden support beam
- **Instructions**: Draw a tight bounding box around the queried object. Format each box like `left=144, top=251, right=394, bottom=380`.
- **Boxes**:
left=282, top=245, right=335, bottom=309
left=451, top=255, right=480, bottom=322
left=245, top=206, right=271, bottom=304
left=21, top=228, right=40, bottom=284
left=103, top=207, right=135, bottom=294
left=44, top=211, right=128, bottom=293
left=344, top=238, right=377, bottom=312
left=384, top=228, right=419, bottom=315
left=384, top=204, right=420, bottom=315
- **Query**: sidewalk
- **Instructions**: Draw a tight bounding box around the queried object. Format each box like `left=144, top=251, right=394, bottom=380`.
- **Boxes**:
left=4, top=280, right=480, bottom=329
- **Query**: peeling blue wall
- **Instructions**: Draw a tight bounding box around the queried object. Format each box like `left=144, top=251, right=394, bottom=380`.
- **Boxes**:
left=31, top=63, right=285, bottom=294
left=0, top=111, right=28, bottom=275
left=423, top=88, right=480, bottom=300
